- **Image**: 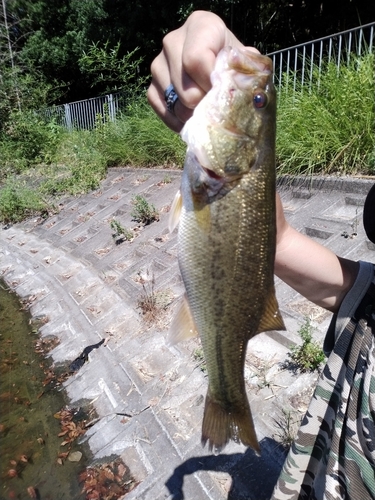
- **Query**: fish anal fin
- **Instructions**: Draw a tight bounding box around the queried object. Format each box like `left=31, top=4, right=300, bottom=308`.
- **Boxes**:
left=169, top=190, right=183, bottom=233
left=256, top=288, right=285, bottom=334
left=167, top=295, right=198, bottom=345
left=201, top=393, right=260, bottom=455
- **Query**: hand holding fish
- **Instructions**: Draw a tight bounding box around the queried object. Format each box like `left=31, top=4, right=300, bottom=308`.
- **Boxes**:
left=147, top=10, right=259, bottom=133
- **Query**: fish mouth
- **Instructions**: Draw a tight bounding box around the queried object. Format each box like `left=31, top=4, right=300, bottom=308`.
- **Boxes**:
left=202, top=165, right=242, bottom=189
left=228, top=47, right=273, bottom=76
left=202, top=166, right=223, bottom=181
left=197, top=165, right=229, bottom=198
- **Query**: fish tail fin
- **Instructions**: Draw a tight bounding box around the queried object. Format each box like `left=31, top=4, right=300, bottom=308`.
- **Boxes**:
left=201, top=393, right=260, bottom=455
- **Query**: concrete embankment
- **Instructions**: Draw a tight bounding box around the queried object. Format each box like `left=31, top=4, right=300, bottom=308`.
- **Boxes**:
left=1, top=168, right=374, bottom=499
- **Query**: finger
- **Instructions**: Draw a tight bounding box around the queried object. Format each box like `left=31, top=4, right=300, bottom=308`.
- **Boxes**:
left=161, top=30, right=206, bottom=111
left=181, top=13, right=228, bottom=93
left=149, top=50, right=194, bottom=132
left=147, top=81, right=183, bottom=134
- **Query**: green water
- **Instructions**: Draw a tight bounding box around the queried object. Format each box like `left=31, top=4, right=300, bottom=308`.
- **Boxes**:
left=0, top=282, right=88, bottom=500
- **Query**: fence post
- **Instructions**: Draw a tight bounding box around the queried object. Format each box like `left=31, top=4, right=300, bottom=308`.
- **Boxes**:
left=107, top=94, right=115, bottom=122
left=64, top=103, right=73, bottom=131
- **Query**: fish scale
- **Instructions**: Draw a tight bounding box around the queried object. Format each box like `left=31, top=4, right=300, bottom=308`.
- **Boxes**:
left=168, top=46, right=285, bottom=453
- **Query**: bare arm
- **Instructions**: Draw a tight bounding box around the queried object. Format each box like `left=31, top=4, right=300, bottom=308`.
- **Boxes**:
left=275, top=194, right=359, bottom=313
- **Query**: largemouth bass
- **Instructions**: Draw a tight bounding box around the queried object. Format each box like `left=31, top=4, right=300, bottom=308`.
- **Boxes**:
left=169, top=46, right=285, bottom=454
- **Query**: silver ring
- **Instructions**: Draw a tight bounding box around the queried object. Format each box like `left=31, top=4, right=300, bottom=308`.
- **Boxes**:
left=164, top=84, right=178, bottom=114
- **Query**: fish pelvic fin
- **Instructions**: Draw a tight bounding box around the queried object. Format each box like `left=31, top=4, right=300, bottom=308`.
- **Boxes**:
left=167, top=295, right=198, bottom=345
left=168, top=189, right=183, bottom=233
left=256, top=287, right=285, bottom=334
left=201, top=393, right=260, bottom=455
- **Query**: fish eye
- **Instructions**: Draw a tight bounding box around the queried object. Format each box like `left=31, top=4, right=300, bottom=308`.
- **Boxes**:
left=253, top=92, right=268, bottom=109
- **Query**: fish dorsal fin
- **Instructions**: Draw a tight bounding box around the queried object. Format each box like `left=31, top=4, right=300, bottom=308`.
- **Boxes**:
left=167, top=295, right=198, bottom=345
left=256, top=288, right=285, bottom=334
left=169, top=189, right=183, bottom=233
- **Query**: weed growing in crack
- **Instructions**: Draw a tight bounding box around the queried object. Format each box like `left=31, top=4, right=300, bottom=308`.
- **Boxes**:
left=289, top=318, right=325, bottom=372
left=136, top=271, right=173, bottom=327
left=273, top=407, right=302, bottom=450
left=163, top=174, right=172, bottom=184
left=110, top=219, right=133, bottom=243
left=131, top=195, right=159, bottom=225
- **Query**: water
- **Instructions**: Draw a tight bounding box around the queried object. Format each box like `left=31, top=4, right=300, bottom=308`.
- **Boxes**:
left=0, top=281, right=88, bottom=500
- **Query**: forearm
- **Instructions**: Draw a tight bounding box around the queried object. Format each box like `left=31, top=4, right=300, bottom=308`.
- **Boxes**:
left=274, top=194, right=359, bottom=313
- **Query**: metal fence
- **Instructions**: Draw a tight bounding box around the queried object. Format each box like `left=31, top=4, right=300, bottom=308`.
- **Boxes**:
left=268, top=21, right=375, bottom=94
left=40, top=21, right=374, bottom=131
left=40, top=91, right=128, bottom=131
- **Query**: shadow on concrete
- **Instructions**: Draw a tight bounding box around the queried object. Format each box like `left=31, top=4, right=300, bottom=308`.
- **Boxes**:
left=165, top=437, right=287, bottom=500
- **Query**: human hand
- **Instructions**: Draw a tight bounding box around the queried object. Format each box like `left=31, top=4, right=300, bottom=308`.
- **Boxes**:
left=147, top=10, right=258, bottom=133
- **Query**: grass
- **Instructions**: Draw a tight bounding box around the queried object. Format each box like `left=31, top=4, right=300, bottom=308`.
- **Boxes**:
left=274, top=407, right=301, bottom=450
left=110, top=219, right=134, bottom=243
left=289, top=318, right=325, bottom=372
left=136, top=271, right=173, bottom=327
left=99, top=99, right=185, bottom=168
left=276, top=52, right=375, bottom=176
left=0, top=95, right=184, bottom=223
left=0, top=178, right=50, bottom=224
left=131, top=195, right=159, bottom=225
left=0, top=50, right=374, bottom=223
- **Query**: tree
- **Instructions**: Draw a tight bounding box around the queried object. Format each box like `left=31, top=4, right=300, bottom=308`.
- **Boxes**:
left=79, top=42, right=147, bottom=95
left=1, top=0, right=374, bottom=108
left=0, top=0, right=64, bottom=127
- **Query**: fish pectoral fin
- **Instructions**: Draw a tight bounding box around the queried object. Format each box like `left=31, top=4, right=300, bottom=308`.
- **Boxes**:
left=168, top=189, right=183, bottom=233
left=167, top=295, right=198, bottom=345
left=256, top=288, right=285, bottom=334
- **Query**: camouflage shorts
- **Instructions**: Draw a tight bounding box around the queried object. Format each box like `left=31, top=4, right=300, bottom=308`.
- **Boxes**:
left=272, top=261, right=375, bottom=500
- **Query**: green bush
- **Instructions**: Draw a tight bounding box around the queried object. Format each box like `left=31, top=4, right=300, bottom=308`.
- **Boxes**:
left=97, top=96, right=185, bottom=167
left=289, top=319, right=325, bottom=372
left=131, top=195, right=159, bottom=225
left=39, top=128, right=107, bottom=196
left=0, top=179, right=48, bottom=223
left=276, top=52, right=375, bottom=175
left=1, top=111, right=63, bottom=170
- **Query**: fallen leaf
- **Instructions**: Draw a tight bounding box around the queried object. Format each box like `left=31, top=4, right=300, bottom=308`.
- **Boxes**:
left=103, top=468, right=114, bottom=481
left=117, top=463, right=127, bottom=478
